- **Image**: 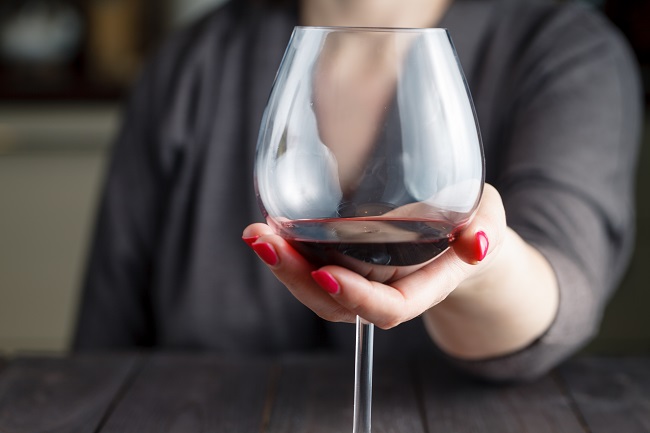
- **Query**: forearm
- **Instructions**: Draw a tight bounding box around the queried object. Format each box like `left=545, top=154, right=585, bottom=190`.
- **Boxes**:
left=423, top=227, right=559, bottom=360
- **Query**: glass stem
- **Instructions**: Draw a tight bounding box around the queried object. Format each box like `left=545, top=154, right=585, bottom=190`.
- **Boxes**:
left=353, top=315, right=374, bottom=433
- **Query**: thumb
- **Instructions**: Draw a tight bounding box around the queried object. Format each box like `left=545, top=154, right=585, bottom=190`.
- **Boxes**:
left=452, top=183, right=506, bottom=265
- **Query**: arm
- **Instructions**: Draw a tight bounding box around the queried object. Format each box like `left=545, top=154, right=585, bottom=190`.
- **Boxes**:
left=72, top=102, right=159, bottom=349
left=422, top=190, right=559, bottom=361
left=434, top=5, right=643, bottom=380
left=72, top=63, right=167, bottom=350
left=242, top=4, right=642, bottom=380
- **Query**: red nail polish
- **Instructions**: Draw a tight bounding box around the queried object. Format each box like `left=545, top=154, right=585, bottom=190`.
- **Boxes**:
left=311, top=270, right=340, bottom=295
left=252, top=242, right=279, bottom=266
left=475, top=231, right=489, bottom=262
left=242, top=235, right=260, bottom=247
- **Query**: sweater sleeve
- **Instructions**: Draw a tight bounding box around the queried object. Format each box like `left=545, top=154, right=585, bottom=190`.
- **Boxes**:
left=446, top=4, right=643, bottom=381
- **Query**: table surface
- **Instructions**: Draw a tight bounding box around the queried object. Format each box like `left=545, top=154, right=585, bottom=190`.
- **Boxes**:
left=0, top=353, right=648, bottom=432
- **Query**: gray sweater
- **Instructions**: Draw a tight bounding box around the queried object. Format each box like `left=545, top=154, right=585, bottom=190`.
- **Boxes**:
left=73, top=0, right=642, bottom=381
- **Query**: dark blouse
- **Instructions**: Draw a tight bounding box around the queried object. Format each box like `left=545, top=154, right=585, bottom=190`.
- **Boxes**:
left=73, top=0, right=642, bottom=380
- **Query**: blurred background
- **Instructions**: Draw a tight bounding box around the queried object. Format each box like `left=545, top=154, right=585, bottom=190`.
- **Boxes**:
left=0, top=0, right=648, bottom=355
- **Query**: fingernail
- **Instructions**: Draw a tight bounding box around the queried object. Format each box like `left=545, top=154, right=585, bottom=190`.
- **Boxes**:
left=475, top=231, right=489, bottom=262
left=311, top=270, right=340, bottom=295
left=252, top=242, right=279, bottom=266
left=242, top=235, right=260, bottom=247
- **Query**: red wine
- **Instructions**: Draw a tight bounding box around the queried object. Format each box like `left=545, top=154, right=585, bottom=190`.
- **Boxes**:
left=277, top=218, right=458, bottom=267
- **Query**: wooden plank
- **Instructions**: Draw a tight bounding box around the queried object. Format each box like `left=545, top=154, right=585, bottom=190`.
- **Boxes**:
left=372, top=358, right=428, bottom=433
left=264, top=355, right=353, bottom=433
left=99, top=353, right=272, bottom=433
left=266, top=355, right=426, bottom=433
left=558, top=357, right=650, bottom=433
left=418, top=358, right=587, bottom=433
left=0, top=353, right=141, bottom=433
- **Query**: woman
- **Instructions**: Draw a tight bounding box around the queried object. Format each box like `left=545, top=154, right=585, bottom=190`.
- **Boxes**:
left=74, top=0, right=642, bottom=381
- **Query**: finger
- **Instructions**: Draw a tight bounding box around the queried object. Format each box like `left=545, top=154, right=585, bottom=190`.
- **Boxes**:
left=452, top=184, right=506, bottom=265
left=244, top=229, right=357, bottom=324
left=242, top=223, right=274, bottom=246
left=312, top=266, right=410, bottom=329
left=311, top=254, right=463, bottom=330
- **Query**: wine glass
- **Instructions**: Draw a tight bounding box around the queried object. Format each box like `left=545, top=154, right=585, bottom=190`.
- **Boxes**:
left=255, top=26, right=484, bottom=433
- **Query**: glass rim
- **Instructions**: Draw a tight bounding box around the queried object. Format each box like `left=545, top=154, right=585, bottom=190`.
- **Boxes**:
left=294, top=26, right=449, bottom=34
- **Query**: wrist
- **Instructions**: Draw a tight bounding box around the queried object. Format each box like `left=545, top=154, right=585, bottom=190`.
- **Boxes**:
left=424, top=227, right=559, bottom=359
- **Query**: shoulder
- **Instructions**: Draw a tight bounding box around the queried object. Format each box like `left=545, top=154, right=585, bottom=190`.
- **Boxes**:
left=125, top=1, right=296, bottom=150
left=117, top=1, right=296, bottom=174
left=488, top=0, right=636, bottom=69
left=136, top=1, right=296, bottom=114
left=491, top=0, right=619, bottom=34
left=471, top=0, right=641, bottom=119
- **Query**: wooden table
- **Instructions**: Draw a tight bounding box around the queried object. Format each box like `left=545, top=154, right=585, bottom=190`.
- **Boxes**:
left=0, top=353, right=648, bottom=432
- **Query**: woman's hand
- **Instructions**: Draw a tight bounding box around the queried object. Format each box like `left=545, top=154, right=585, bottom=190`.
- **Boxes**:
left=242, top=184, right=509, bottom=331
